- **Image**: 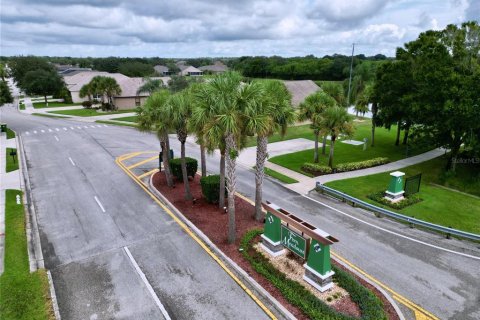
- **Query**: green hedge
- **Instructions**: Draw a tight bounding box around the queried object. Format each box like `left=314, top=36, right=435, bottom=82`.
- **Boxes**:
left=335, top=157, right=389, bottom=173
left=367, top=191, right=423, bottom=210
left=302, top=163, right=333, bottom=175
left=169, top=157, right=198, bottom=180
left=241, top=229, right=387, bottom=320
left=200, top=174, right=223, bottom=203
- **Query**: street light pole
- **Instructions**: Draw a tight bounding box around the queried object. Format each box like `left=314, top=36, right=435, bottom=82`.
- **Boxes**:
left=346, top=43, right=355, bottom=107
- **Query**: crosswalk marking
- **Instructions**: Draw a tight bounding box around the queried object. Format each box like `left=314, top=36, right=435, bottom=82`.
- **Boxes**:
left=90, top=125, right=95, bottom=128
left=24, top=124, right=111, bottom=136
left=48, top=129, right=53, bottom=132
left=84, top=126, right=88, bottom=128
left=70, top=127, right=74, bottom=130
left=55, top=128, right=60, bottom=131
left=77, top=126, right=82, bottom=129
left=63, top=127, right=68, bottom=131
left=25, top=131, right=29, bottom=135
left=33, top=130, right=37, bottom=134
left=41, top=130, right=45, bottom=133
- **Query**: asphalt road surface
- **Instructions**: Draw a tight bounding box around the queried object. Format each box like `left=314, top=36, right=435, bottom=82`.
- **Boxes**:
left=2, top=105, right=480, bottom=320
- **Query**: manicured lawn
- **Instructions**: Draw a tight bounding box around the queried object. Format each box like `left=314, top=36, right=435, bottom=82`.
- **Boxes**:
left=32, top=113, right=71, bottom=119
left=269, top=122, right=428, bottom=174
left=6, top=148, right=19, bottom=172
left=325, top=156, right=480, bottom=234
left=264, top=167, right=298, bottom=184
left=95, top=120, right=137, bottom=128
left=48, top=109, right=134, bottom=117
left=0, top=190, right=53, bottom=320
left=6, top=127, right=15, bottom=139
left=32, top=102, right=83, bottom=109
left=19, top=103, right=25, bottom=110
left=111, top=115, right=137, bottom=122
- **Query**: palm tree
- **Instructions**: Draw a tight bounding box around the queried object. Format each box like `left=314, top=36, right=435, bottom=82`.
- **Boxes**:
left=321, top=82, right=346, bottom=106
left=89, top=76, right=106, bottom=104
left=245, top=80, right=296, bottom=221
left=188, top=83, right=209, bottom=177
left=319, top=106, right=355, bottom=168
left=167, top=90, right=194, bottom=200
left=102, top=77, right=122, bottom=109
left=137, top=78, right=165, bottom=95
left=354, top=83, right=373, bottom=117
left=298, top=92, right=337, bottom=162
left=136, top=90, right=174, bottom=187
left=79, top=83, right=94, bottom=103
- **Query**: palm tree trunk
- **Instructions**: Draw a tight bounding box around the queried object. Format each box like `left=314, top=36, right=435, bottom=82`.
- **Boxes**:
left=180, top=141, right=193, bottom=200
left=200, top=144, right=207, bottom=177
left=328, top=135, right=336, bottom=168
left=255, top=136, right=268, bottom=221
left=322, top=135, right=327, bottom=155
left=44, top=95, right=48, bottom=107
left=166, top=134, right=171, bottom=159
left=160, top=132, right=174, bottom=187
left=314, top=132, right=319, bottom=163
left=219, top=148, right=226, bottom=209
left=395, top=121, right=401, bottom=146
left=225, top=133, right=237, bottom=244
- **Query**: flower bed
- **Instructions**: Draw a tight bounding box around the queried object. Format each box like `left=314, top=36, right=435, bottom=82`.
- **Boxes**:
left=367, top=191, right=423, bottom=210
left=302, top=157, right=390, bottom=176
left=152, top=172, right=399, bottom=320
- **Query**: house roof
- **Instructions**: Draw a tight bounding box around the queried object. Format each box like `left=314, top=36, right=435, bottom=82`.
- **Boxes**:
left=198, top=61, right=228, bottom=72
left=283, top=80, right=320, bottom=107
left=154, top=65, right=169, bottom=73
left=119, top=77, right=170, bottom=97
left=180, top=65, right=203, bottom=73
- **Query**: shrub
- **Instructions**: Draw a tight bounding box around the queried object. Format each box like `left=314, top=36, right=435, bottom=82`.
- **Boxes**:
left=200, top=174, right=224, bottom=203
left=367, top=191, right=422, bottom=210
left=335, top=157, right=389, bottom=173
left=169, top=157, right=198, bottom=180
left=240, top=229, right=387, bottom=320
left=82, top=100, right=92, bottom=109
left=302, top=163, right=333, bottom=175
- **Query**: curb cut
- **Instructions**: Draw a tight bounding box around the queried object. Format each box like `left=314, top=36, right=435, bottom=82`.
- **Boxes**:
left=147, top=174, right=296, bottom=320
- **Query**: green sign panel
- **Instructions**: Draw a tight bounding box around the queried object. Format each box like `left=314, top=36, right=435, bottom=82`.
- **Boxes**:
left=281, top=225, right=307, bottom=258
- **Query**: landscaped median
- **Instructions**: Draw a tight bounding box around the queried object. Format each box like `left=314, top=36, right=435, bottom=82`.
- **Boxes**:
left=150, top=170, right=398, bottom=319
left=0, top=190, right=54, bottom=320
left=47, top=108, right=134, bottom=117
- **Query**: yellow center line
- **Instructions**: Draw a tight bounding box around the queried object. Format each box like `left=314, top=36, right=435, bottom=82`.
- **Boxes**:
left=116, top=152, right=277, bottom=320
left=331, top=252, right=439, bottom=320
left=137, top=168, right=159, bottom=180
left=126, top=155, right=159, bottom=170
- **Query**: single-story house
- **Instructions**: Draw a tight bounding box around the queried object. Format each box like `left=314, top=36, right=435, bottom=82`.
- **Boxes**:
left=199, top=61, right=228, bottom=74
left=63, top=71, right=169, bottom=109
left=178, top=64, right=203, bottom=76
left=154, top=65, right=170, bottom=76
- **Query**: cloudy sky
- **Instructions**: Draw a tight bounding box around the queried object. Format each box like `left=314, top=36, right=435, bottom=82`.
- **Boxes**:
left=0, top=0, right=478, bottom=58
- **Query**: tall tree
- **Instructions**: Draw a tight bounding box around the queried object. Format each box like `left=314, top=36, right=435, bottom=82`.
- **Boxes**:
left=245, top=80, right=295, bottom=221
left=321, top=81, right=345, bottom=106
left=319, top=107, right=355, bottom=168
left=101, top=77, right=122, bottom=108
left=298, top=91, right=337, bottom=162
left=136, top=78, right=165, bottom=95
left=22, top=69, right=64, bottom=106
left=167, top=90, right=194, bottom=200
left=0, top=81, right=13, bottom=105
left=136, top=90, right=174, bottom=186
left=79, top=83, right=94, bottom=103
left=9, top=56, right=54, bottom=88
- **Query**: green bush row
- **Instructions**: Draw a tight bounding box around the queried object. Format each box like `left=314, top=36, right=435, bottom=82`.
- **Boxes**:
left=367, top=191, right=422, bottom=210
left=240, top=229, right=387, bottom=320
left=302, top=163, right=333, bottom=175
left=169, top=157, right=198, bottom=180
left=335, top=157, right=389, bottom=173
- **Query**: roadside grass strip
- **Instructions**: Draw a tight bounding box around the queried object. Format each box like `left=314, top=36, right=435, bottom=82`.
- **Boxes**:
left=110, top=115, right=137, bottom=123
left=0, top=190, right=53, bottom=320
left=116, top=152, right=277, bottom=319
left=6, top=128, right=15, bottom=140
left=48, top=109, right=134, bottom=117
left=32, top=102, right=83, bottom=108
left=95, top=120, right=138, bottom=128
left=262, top=167, right=298, bottom=184
left=32, top=113, right=71, bottom=119
left=6, top=148, right=19, bottom=173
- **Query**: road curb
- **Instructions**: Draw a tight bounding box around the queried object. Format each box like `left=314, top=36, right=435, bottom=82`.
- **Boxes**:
left=333, top=256, right=406, bottom=320
left=147, top=174, right=296, bottom=320
left=18, top=133, right=61, bottom=319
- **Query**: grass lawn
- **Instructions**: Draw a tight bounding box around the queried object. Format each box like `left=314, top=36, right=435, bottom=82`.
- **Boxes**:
left=262, top=167, right=298, bottom=184
left=48, top=109, right=134, bottom=117
left=111, top=115, right=137, bottom=122
left=95, top=120, right=137, bottom=128
left=6, top=148, right=19, bottom=172
left=325, top=156, right=480, bottom=234
left=32, top=102, right=83, bottom=109
left=6, top=127, right=15, bottom=139
left=0, top=190, right=53, bottom=320
left=19, top=103, right=25, bottom=110
left=269, top=122, right=428, bottom=175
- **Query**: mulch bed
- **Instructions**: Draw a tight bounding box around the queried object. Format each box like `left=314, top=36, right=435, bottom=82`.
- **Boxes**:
left=152, top=172, right=399, bottom=320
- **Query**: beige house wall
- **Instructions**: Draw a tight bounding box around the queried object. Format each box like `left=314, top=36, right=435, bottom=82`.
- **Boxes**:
left=71, top=91, right=86, bottom=103
left=114, top=96, right=148, bottom=110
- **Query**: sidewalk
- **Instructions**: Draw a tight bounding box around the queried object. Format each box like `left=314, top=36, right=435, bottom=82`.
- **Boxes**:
left=257, top=148, right=445, bottom=195
left=0, top=131, right=22, bottom=274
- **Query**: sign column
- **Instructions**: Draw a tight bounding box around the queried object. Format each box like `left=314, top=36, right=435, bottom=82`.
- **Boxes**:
left=303, top=239, right=335, bottom=292
left=261, top=204, right=285, bottom=256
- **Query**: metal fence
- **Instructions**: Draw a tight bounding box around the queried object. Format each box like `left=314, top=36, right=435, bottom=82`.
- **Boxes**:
left=315, top=182, right=480, bottom=241
left=404, top=173, right=422, bottom=196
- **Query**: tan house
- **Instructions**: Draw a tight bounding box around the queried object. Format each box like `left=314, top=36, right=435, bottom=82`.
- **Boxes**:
left=63, top=71, right=169, bottom=110
left=199, top=61, right=228, bottom=74
left=178, top=65, right=203, bottom=76
left=283, top=80, right=320, bottom=107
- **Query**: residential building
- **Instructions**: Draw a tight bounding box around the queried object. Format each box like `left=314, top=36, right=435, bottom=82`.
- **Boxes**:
left=198, top=61, right=228, bottom=74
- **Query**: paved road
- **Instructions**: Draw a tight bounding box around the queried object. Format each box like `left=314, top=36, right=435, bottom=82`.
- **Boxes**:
left=2, top=106, right=480, bottom=320
left=1, top=107, right=269, bottom=320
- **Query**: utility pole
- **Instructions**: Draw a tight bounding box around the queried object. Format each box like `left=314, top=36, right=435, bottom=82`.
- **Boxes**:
left=346, top=43, right=355, bottom=108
